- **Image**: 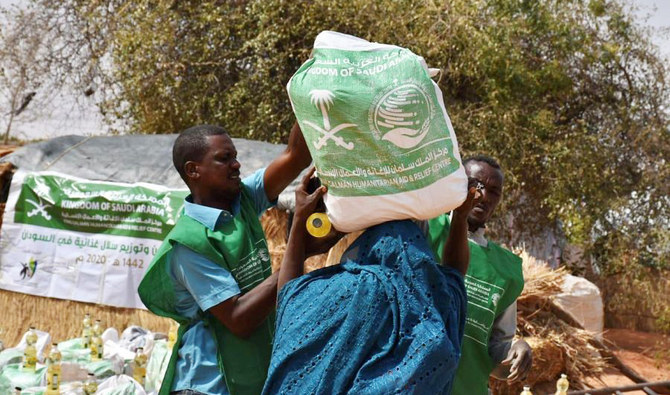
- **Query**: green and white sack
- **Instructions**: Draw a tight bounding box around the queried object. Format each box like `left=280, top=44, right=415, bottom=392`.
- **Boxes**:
left=288, top=31, right=467, bottom=232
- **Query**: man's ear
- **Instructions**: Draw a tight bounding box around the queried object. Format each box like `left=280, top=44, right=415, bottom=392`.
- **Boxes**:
left=184, top=161, right=199, bottom=180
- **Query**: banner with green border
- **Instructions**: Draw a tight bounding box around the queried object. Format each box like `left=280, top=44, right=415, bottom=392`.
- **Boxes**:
left=0, top=170, right=188, bottom=309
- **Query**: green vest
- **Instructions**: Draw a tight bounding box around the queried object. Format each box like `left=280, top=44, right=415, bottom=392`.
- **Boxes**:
left=138, top=187, right=275, bottom=395
left=427, top=214, right=524, bottom=395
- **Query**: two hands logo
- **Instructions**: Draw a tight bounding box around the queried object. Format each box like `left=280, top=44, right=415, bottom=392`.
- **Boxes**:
left=20, top=258, right=37, bottom=279
left=491, top=293, right=501, bottom=308
left=373, top=83, right=433, bottom=149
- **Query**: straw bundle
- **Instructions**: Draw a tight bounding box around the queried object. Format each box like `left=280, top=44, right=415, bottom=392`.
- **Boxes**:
left=489, top=336, right=564, bottom=394
left=524, top=336, right=564, bottom=382
left=490, top=251, right=609, bottom=394
left=260, top=207, right=290, bottom=272
left=517, top=311, right=608, bottom=387
left=517, top=250, right=567, bottom=299
left=0, top=146, right=17, bottom=158
left=260, top=208, right=363, bottom=273
left=323, top=231, right=364, bottom=267
left=0, top=289, right=172, bottom=348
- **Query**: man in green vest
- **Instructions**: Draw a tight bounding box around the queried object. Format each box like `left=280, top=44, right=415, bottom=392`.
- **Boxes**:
left=138, top=122, right=312, bottom=395
left=427, top=155, right=533, bottom=395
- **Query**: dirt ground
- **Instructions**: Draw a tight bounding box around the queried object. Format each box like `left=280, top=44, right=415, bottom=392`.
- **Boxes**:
left=581, top=328, right=670, bottom=394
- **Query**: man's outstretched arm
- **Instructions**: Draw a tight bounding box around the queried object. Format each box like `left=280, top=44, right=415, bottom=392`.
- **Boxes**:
left=442, top=186, right=481, bottom=275
left=277, top=167, right=342, bottom=293
left=263, top=122, right=312, bottom=202
left=208, top=272, right=279, bottom=339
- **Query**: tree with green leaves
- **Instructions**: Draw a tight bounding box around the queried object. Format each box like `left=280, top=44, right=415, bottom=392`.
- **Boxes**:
left=26, top=0, right=670, bottom=270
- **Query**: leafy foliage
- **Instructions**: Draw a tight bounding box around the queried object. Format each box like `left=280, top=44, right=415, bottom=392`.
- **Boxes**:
left=21, top=0, right=670, bottom=268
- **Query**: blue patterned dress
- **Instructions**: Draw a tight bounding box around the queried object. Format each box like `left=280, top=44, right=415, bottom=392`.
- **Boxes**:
left=263, top=220, right=467, bottom=394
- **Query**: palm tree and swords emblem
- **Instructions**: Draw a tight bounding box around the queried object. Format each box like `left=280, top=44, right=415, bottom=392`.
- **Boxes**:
left=304, top=90, right=356, bottom=150
left=25, top=196, right=52, bottom=221
left=304, top=85, right=434, bottom=151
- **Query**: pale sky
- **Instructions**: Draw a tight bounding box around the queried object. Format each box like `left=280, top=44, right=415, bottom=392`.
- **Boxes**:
left=631, top=0, right=670, bottom=58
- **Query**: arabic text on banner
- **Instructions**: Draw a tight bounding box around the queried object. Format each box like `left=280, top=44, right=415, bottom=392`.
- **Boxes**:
left=0, top=170, right=188, bottom=309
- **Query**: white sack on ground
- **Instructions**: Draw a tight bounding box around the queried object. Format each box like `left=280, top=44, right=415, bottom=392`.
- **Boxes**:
left=97, top=374, right=147, bottom=395
left=144, top=339, right=170, bottom=393
left=554, top=274, right=604, bottom=336
left=102, top=327, right=120, bottom=343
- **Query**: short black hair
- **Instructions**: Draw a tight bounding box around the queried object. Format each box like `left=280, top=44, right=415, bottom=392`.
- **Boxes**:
left=463, top=154, right=502, bottom=171
left=173, top=125, right=228, bottom=182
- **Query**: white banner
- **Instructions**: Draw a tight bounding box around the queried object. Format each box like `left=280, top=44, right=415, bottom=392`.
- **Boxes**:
left=0, top=170, right=188, bottom=309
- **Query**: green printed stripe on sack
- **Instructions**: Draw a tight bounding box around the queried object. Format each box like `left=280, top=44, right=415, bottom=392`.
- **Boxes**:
left=290, top=47, right=460, bottom=197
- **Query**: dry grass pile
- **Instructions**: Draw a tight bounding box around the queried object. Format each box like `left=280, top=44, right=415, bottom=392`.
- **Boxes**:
left=0, top=289, right=172, bottom=348
left=260, top=207, right=290, bottom=272
left=322, top=230, right=364, bottom=268
left=490, top=251, right=609, bottom=394
left=260, top=208, right=362, bottom=273
left=517, top=312, right=608, bottom=384
left=0, top=145, right=17, bottom=159
left=490, top=336, right=565, bottom=394
left=517, top=251, right=566, bottom=299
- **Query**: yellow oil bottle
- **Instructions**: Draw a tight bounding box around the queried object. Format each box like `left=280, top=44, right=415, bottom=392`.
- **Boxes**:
left=133, top=347, right=147, bottom=387
left=45, top=343, right=62, bottom=394
left=22, top=327, right=38, bottom=371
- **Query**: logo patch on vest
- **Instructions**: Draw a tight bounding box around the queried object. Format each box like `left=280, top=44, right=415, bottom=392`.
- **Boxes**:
left=491, top=293, right=501, bottom=308
left=231, top=241, right=271, bottom=292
